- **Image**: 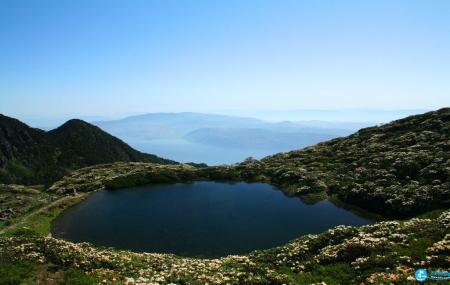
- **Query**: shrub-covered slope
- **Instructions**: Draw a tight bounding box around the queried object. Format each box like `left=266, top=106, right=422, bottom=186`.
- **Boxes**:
left=0, top=115, right=175, bottom=185
left=237, top=108, right=450, bottom=217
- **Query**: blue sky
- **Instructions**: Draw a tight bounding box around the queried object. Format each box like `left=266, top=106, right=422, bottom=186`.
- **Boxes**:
left=1, top=0, right=449, bottom=121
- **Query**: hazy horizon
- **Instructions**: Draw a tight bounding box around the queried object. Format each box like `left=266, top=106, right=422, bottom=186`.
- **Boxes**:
left=1, top=0, right=449, bottom=121
left=2, top=108, right=434, bottom=129
left=4, top=107, right=436, bottom=165
left=1, top=0, right=448, bottom=163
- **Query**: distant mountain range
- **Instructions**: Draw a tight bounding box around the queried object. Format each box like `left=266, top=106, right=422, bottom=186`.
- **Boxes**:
left=238, top=109, right=429, bottom=122
left=94, top=113, right=275, bottom=140
left=93, top=112, right=367, bottom=154
left=0, top=115, right=174, bottom=184
left=184, top=128, right=336, bottom=149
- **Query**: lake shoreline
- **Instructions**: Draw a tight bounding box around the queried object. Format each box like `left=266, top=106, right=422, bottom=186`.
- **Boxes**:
left=51, top=181, right=374, bottom=257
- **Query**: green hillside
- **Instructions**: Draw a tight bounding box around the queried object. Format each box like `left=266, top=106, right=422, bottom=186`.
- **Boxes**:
left=0, top=115, right=175, bottom=185
left=234, top=107, right=450, bottom=217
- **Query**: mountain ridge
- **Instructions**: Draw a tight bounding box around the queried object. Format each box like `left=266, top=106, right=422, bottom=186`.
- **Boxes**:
left=93, top=112, right=356, bottom=140
left=0, top=114, right=174, bottom=184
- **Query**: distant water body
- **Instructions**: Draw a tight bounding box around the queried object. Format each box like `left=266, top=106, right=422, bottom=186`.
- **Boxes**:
left=52, top=182, right=373, bottom=257
left=125, top=138, right=295, bottom=165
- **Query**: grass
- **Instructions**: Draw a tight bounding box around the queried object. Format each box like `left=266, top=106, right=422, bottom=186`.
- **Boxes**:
left=3, top=194, right=86, bottom=237
left=0, top=259, right=35, bottom=285
left=0, top=185, right=56, bottom=231
left=413, top=208, right=447, bottom=220
left=0, top=259, right=103, bottom=285
left=280, top=263, right=356, bottom=285
left=0, top=190, right=104, bottom=284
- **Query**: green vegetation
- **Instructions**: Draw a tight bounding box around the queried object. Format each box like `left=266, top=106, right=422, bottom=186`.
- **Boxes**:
left=0, top=115, right=176, bottom=185
left=0, top=184, right=56, bottom=231
left=0, top=259, right=104, bottom=285
left=4, top=195, right=86, bottom=237
left=244, top=107, right=450, bottom=217
left=0, top=184, right=87, bottom=237
left=280, top=263, right=355, bottom=285
left=0, top=259, right=35, bottom=285
left=0, top=108, right=449, bottom=284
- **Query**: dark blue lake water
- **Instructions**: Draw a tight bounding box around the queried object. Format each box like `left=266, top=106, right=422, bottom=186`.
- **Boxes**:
left=125, top=138, right=286, bottom=165
left=52, top=182, right=372, bottom=257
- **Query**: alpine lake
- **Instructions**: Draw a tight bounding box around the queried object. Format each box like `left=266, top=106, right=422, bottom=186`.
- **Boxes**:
left=52, top=181, right=373, bottom=258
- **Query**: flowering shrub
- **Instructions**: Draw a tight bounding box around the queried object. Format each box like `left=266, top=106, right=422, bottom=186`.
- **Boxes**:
left=1, top=211, right=448, bottom=284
